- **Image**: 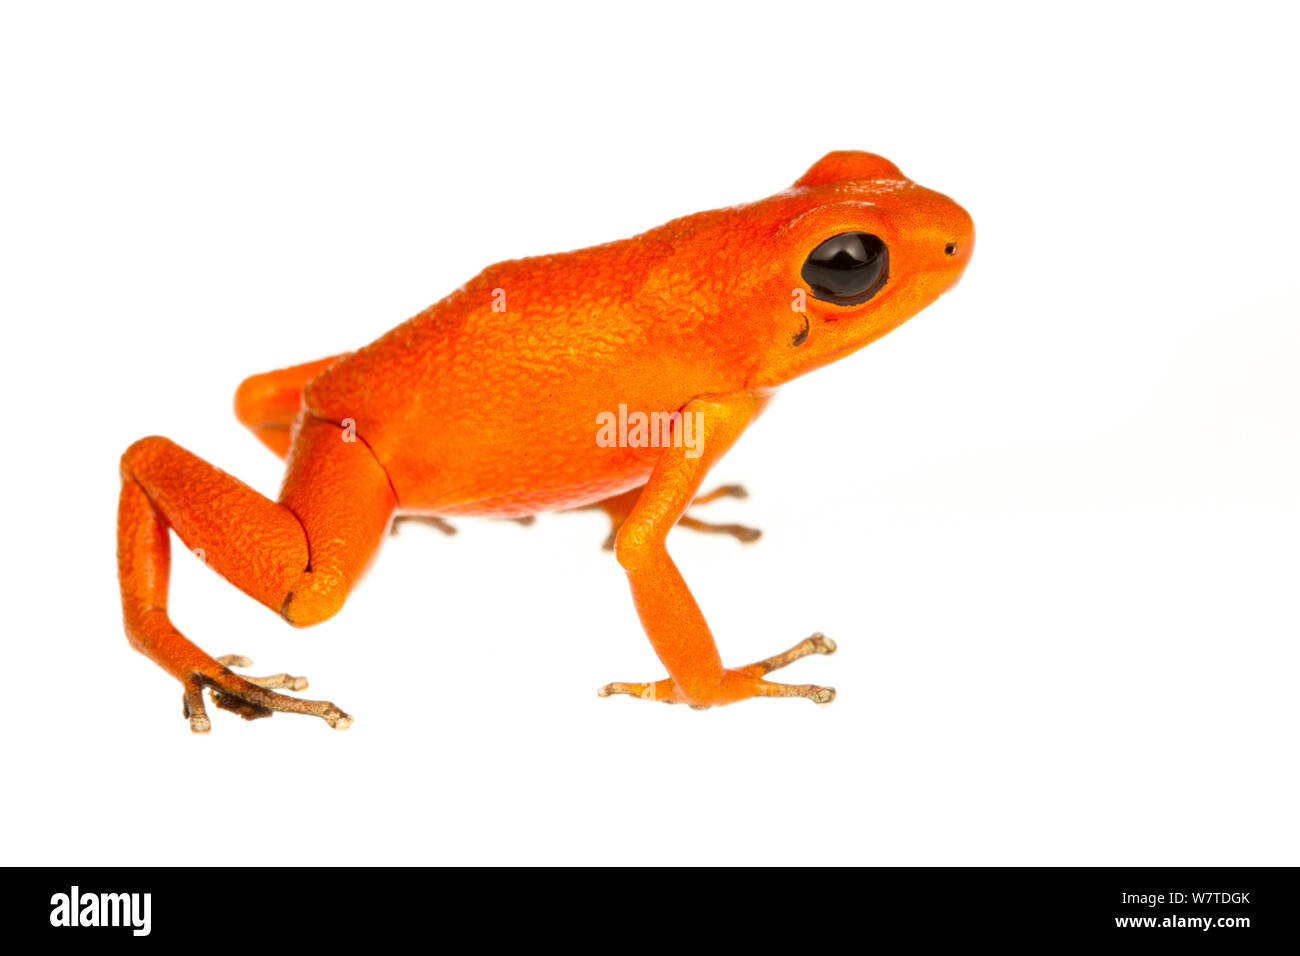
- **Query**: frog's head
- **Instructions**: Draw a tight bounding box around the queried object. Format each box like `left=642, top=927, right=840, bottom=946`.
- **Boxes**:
left=742, top=151, right=974, bottom=388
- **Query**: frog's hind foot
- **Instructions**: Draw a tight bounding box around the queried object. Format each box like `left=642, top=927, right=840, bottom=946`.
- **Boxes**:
left=598, top=633, right=836, bottom=708
left=392, top=514, right=535, bottom=537
left=392, top=515, right=458, bottom=536
left=182, top=654, right=352, bottom=733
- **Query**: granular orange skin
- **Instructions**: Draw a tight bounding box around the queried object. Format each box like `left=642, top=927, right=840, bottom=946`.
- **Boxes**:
left=117, top=151, right=974, bottom=730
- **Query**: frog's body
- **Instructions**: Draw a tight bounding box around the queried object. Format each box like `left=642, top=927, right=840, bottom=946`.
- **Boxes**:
left=117, top=151, right=974, bottom=731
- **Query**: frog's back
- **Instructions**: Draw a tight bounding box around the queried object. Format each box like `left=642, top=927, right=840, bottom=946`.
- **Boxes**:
left=302, top=228, right=749, bottom=515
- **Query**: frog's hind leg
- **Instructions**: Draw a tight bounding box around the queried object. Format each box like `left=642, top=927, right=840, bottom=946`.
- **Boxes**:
left=234, top=354, right=347, bottom=458
left=590, top=483, right=760, bottom=551
left=117, top=413, right=396, bottom=732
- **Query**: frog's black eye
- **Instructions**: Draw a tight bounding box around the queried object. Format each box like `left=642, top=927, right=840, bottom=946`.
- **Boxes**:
left=801, top=232, right=888, bottom=306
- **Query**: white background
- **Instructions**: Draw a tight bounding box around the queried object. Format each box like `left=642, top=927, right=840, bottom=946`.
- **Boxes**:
left=2, top=1, right=1296, bottom=866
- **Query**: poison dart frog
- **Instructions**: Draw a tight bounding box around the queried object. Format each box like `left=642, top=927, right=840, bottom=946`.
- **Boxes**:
left=116, top=151, right=974, bottom=731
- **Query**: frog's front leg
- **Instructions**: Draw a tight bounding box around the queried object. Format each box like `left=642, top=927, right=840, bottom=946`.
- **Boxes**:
left=117, top=414, right=396, bottom=731
left=599, top=391, right=835, bottom=708
left=591, top=483, right=761, bottom=551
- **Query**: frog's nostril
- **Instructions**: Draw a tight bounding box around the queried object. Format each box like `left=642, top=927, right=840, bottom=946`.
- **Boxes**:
left=944, top=242, right=958, bottom=257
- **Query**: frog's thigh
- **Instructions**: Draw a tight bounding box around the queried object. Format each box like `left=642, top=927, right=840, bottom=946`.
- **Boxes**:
left=120, top=414, right=395, bottom=630
left=118, top=415, right=394, bottom=730
left=276, top=414, right=398, bottom=625
left=234, top=354, right=346, bottom=459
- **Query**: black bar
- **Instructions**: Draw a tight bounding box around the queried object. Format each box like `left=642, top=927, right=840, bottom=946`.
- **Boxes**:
left=13, top=867, right=1296, bottom=943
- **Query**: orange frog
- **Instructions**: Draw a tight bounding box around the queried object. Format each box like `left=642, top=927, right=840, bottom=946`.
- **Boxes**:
left=117, top=151, right=974, bottom=731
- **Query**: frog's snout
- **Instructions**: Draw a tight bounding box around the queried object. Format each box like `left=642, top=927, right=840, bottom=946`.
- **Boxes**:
left=937, top=212, right=975, bottom=292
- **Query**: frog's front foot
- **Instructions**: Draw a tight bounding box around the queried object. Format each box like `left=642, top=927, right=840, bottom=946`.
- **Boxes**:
left=598, top=633, right=836, bottom=708
left=182, top=654, right=353, bottom=733
left=599, top=483, right=762, bottom=550
left=678, top=483, right=762, bottom=544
